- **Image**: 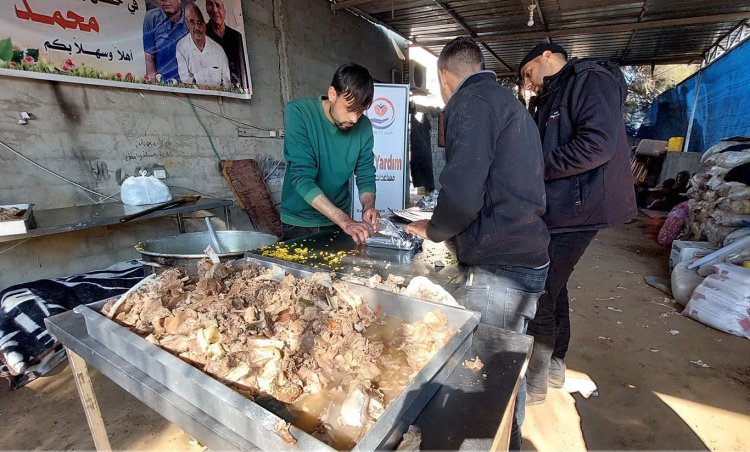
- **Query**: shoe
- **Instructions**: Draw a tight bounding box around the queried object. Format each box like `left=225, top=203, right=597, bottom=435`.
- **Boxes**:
left=526, top=390, right=546, bottom=406
left=548, top=357, right=566, bottom=389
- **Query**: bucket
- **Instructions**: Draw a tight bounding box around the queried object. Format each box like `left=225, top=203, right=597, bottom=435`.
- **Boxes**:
left=135, top=231, right=278, bottom=274
left=667, top=137, right=685, bottom=152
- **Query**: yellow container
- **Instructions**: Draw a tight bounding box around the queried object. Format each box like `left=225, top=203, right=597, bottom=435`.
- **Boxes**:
left=667, top=137, right=685, bottom=152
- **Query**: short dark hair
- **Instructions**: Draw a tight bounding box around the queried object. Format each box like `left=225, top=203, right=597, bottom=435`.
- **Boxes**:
left=330, top=63, right=374, bottom=112
left=437, top=37, right=485, bottom=76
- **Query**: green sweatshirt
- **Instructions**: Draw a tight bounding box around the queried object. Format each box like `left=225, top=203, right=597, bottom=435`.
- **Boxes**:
left=280, top=97, right=376, bottom=227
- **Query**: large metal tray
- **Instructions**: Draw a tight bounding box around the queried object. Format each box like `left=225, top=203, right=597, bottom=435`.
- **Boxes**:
left=48, top=256, right=480, bottom=451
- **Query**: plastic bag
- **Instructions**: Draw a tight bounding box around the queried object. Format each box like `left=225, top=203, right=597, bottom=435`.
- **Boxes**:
left=724, top=228, right=750, bottom=247
left=704, top=150, right=750, bottom=169
left=365, top=218, right=422, bottom=251
left=710, top=210, right=750, bottom=227
left=120, top=171, right=172, bottom=206
left=416, top=190, right=439, bottom=211
left=671, top=261, right=705, bottom=307
left=683, top=263, right=750, bottom=340
left=725, top=185, right=750, bottom=201
left=717, top=198, right=750, bottom=215
left=658, top=202, right=689, bottom=247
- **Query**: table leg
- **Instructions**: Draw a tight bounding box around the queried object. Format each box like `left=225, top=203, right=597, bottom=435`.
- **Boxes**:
left=224, top=206, right=231, bottom=230
left=176, top=213, right=186, bottom=233
left=66, top=348, right=112, bottom=451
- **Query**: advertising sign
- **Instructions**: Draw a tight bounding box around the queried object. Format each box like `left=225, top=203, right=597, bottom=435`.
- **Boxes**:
left=0, top=0, right=252, bottom=99
left=352, top=83, right=409, bottom=220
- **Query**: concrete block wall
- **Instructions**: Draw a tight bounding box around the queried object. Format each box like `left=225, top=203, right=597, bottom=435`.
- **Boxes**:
left=0, top=0, right=405, bottom=289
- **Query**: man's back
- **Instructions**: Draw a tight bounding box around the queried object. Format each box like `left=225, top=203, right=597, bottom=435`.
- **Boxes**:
left=428, top=71, right=550, bottom=268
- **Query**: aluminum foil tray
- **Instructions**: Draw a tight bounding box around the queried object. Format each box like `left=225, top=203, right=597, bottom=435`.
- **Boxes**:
left=46, top=256, right=479, bottom=451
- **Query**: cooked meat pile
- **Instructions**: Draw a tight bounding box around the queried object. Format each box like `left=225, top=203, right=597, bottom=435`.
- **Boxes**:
left=0, top=207, right=25, bottom=221
left=102, top=260, right=453, bottom=447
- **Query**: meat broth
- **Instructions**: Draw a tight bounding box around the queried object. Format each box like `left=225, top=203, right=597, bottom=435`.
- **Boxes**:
left=101, top=260, right=452, bottom=449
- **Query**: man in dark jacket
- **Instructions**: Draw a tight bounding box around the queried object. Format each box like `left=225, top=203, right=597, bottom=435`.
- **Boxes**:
left=519, top=43, right=637, bottom=404
left=406, top=37, right=550, bottom=450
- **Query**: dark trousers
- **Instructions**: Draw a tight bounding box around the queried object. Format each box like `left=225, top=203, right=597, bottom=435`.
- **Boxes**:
left=454, top=263, right=548, bottom=451
left=526, top=231, right=597, bottom=396
left=281, top=223, right=339, bottom=241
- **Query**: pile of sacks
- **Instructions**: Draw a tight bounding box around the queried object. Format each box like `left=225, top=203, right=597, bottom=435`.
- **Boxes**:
left=686, top=139, right=750, bottom=245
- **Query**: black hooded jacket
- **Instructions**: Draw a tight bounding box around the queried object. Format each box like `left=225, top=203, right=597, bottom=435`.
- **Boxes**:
left=427, top=71, right=550, bottom=268
left=534, top=59, right=637, bottom=232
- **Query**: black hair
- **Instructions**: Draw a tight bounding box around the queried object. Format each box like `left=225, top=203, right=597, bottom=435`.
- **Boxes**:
left=330, top=63, right=374, bottom=112
left=437, top=37, right=485, bottom=76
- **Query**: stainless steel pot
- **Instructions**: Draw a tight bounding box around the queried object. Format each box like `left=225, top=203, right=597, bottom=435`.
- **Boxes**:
left=135, top=231, right=278, bottom=274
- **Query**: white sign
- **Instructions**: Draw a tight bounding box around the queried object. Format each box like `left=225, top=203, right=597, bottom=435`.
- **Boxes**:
left=352, top=83, right=409, bottom=220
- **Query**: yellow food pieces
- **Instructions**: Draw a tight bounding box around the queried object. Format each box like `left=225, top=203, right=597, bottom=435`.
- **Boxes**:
left=258, top=244, right=354, bottom=271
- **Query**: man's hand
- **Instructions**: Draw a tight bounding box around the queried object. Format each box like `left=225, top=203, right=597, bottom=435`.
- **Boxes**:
left=341, top=218, right=372, bottom=245
left=362, top=207, right=381, bottom=231
left=405, top=219, right=430, bottom=240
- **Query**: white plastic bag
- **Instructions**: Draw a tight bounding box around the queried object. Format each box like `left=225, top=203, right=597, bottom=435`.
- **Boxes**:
left=671, top=261, right=704, bottom=307
left=120, top=171, right=172, bottom=206
left=683, top=263, right=750, bottom=340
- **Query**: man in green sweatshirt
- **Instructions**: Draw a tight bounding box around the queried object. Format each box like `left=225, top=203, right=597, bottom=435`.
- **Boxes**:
left=280, top=63, right=380, bottom=244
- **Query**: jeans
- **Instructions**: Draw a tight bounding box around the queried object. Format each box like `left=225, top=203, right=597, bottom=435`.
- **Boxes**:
left=281, top=223, right=339, bottom=241
left=526, top=231, right=597, bottom=396
left=454, top=263, right=548, bottom=451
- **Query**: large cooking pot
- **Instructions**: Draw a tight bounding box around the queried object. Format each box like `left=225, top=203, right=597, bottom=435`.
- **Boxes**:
left=135, top=230, right=278, bottom=274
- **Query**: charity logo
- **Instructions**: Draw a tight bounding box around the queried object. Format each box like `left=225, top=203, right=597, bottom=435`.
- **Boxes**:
left=367, top=97, right=396, bottom=130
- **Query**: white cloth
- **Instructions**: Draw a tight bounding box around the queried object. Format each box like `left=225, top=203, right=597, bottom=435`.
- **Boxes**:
left=176, top=35, right=231, bottom=88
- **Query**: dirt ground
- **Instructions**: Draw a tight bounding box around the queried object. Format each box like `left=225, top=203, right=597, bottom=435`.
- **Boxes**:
left=2, top=216, right=749, bottom=450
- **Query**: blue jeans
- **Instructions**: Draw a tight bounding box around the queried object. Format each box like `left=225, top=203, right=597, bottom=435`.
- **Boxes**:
left=454, top=264, right=548, bottom=451
left=526, top=231, right=597, bottom=396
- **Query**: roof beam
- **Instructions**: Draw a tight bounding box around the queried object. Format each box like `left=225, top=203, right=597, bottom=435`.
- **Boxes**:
left=331, top=0, right=373, bottom=11
left=432, top=0, right=513, bottom=71
left=620, top=0, right=649, bottom=63
left=415, top=11, right=750, bottom=46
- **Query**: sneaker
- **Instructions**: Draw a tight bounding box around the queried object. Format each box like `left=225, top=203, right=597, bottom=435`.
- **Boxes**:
left=548, top=357, right=566, bottom=389
left=526, top=390, right=547, bottom=405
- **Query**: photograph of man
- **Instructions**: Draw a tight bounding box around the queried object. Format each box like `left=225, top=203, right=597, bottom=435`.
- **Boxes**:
left=205, top=0, right=248, bottom=89
left=143, top=0, right=188, bottom=82
left=176, top=3, right=231, bottom=88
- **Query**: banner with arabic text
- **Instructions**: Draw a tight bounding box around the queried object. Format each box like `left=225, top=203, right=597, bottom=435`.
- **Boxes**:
left=0, top=0, right=252, bottom=99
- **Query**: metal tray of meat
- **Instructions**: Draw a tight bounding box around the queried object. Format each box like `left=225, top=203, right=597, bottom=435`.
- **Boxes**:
left=46, top=256, right=480, bottom=451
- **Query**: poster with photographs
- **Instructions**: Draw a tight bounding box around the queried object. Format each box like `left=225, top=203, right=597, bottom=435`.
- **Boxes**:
left=0, top=0, right=252, bottom=99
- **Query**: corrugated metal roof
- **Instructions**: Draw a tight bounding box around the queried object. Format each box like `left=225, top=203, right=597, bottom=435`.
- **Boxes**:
left=330, top=0, right=750, bottom=76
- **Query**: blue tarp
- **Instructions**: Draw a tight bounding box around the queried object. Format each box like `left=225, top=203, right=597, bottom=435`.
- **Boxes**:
left=638, top=37, right=750, bottom=153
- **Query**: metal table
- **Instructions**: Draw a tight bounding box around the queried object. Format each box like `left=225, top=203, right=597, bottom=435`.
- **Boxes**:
left=0, top=198, right=233, bottom=243
left=46, top=309, right=530, bottom=451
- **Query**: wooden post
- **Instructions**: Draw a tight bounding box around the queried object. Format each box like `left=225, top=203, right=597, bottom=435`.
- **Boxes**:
left=66, top=348, right=112, bottom=451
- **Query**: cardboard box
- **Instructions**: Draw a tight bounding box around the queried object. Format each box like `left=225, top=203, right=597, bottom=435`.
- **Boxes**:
left=669, top=240, right=717, bottom=271
left=0, top=204, right=36, bottom=236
